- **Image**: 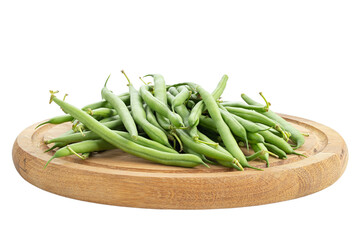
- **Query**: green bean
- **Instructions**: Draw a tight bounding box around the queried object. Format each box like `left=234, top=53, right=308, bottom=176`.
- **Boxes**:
left=36, top=115, right=74, bottom=129
left=49, top=93, right=204, bottom=168
left=258, top=130, right=305, bottom=156
left=168, top=86, right=180, bottom=96
left=220, top=101, right=269, bottom=112
left=218, top=106, right=248, bottom=149
left=197, top=125, right=222, bottom=143
left=268, top=127, right=283, bottom=138
left=247, top=132, right=265, bottom=143
left=45, top=139, right=117, bottom=166
left=122, top=71, right=171, bottom=147
left=264, top=143, right=287, bottom=159
left=167, top=92, right=217, bottom=146
left=146, top=74, right=174, bottom=129
left=250, top=143, right=269, bottom=167
left=145, top=74, right=167, bottom=104
left=193, top=83, right=254, bottom=170
left=226, top=106, right=288, bottom=140
left=241, top=93, right=304, bottom=149
left=188, top=75, right=228, bottom=127
left=82, top=92, right=130, bottom=110
left=47, top=130, right=177, bottom=154
left=186, top=100, right=196, bottom=109
left=101, top=75, right=138, bottom=139
left=246, top=150, right=267, bottom=161
left=74, top=116, right=125, bottom=133
left=99, top=115, right=120, bottom=123
left=140, top=85, right=184, bottom=128
left=199, top=115, right=216, bottom=129
left=44, top=142, right=66, bottom=153
left=144, top=104, right=174, bottom=141
left=166, top=92, right=190, bottom=120
left=230, top=113, right=269, bottom=133
left=37, top=93, right=131, bottom=129
left=176, top=129, right=240, bottom=170
left=171, top=86, right=191, bottom=111
left=72, top=108, right=119, bottom=132
left=196, top=131, right=230, bottom=157
left=182, top=146, right=214, bottom=165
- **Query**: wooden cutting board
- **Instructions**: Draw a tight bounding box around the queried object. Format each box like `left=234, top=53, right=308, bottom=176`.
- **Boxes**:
left=12, top=114, right=348, bottom=209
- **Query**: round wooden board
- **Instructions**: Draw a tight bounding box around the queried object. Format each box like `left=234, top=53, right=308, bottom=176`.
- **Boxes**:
left=12, top=115, right=348, bottom=209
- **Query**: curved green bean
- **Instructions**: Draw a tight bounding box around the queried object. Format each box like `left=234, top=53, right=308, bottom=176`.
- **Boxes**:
left=171, top=86, right=191, bottom=111
left=264, top=143, right=287, bottom=159
left=250, top=143, right=269, bottom=167
left=101, top=75, right=138, bottom=139
left=188, top=75, right=228, bottom=127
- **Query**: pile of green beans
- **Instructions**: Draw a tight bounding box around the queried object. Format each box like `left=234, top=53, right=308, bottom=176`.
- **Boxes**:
left=40, top=72, right=307, bottom=170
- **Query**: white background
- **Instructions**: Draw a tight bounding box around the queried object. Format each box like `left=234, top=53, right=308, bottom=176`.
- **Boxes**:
left=1, top=1, right=359, bottom=239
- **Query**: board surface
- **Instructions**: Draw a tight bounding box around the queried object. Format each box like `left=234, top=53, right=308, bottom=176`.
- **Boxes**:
left=12, top=115, right=348, bottom=209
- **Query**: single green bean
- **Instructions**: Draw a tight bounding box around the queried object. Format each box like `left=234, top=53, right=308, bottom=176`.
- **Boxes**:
left=166, top=92, right=190, bottom=120
left=101, top=76, right=138, bottom=139
left=250, top=143, right=269, bottom=167
left=182, top=146, right=214, bottom=165
left=264, top=143, right=287, bottom=159
left=186, top=100, right=196, bottom=109
left=82, top=92, right=130, bottom=110
left=220, top=101, right=269, bottom=112
left=36, top=115, right=74, bottom=129
left=99, top=115, right=120, bottom=123
left=168, top=86, right=180, bottom=96
left=246, top=150, right=267, bottom=161
left=188, top=75, right=228, bottom=127
left=196, top=131, right=230, bottom=157
left=230, top=113, right=269, bottom=133
left=171, top=86, right=191, bottom=111
left=247, top=132, right=265, bottom=143
left=46, top=139, right=117, bottom=166
left=218, top=106, right=248, bottom=149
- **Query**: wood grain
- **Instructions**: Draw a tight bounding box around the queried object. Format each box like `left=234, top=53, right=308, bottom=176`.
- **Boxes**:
left=12, top=114, right=348, bottom=209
